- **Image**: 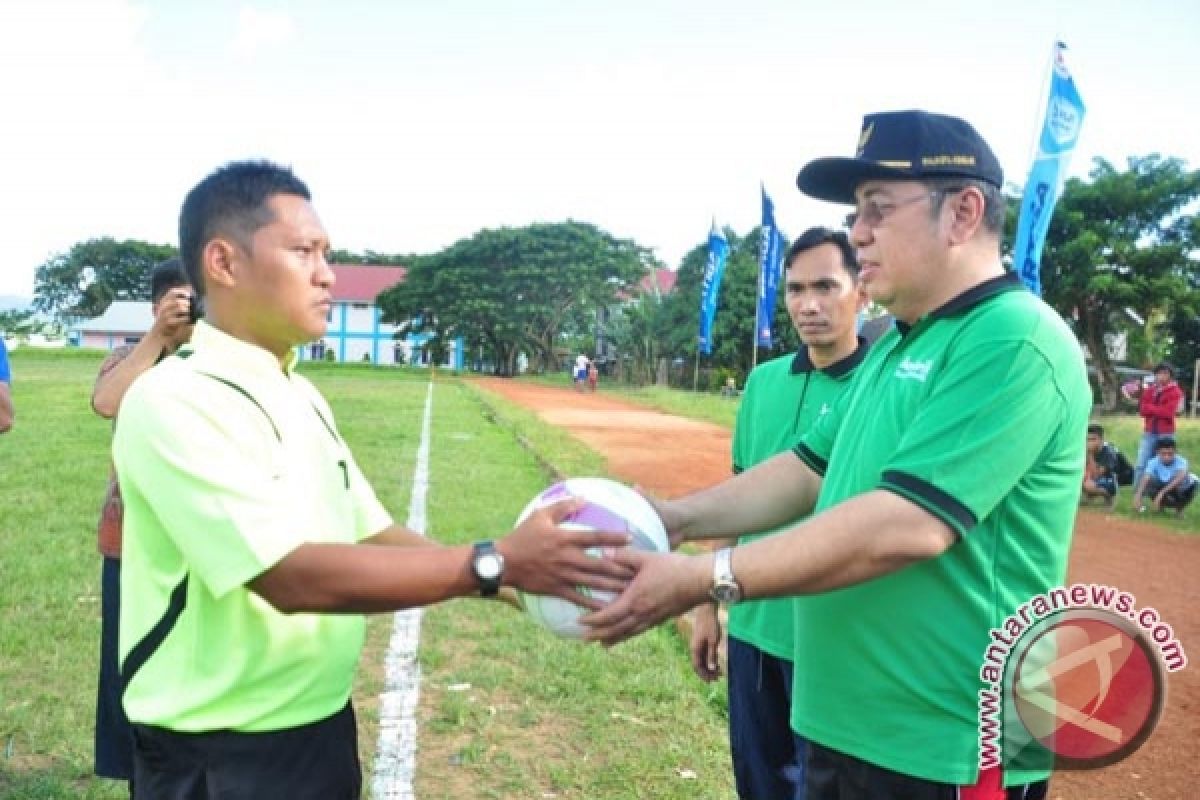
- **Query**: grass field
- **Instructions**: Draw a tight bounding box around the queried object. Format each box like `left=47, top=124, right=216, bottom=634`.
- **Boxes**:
left=0, top=351, right=731, bottom=799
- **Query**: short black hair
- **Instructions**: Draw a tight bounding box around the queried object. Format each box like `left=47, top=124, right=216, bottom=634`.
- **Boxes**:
left=923, top=176, right=1005, bottom=235
left=1155, top=362, right=1175, bottom=376
left=784, top=227, right=859, bottom=280
left=149, top=257, right=189, bottom=303
left=178, top=160, right=311, bottom=295
left=1087, top=424, right=1104, bottom=437
left=1156, top=436, right=1177, bottom=452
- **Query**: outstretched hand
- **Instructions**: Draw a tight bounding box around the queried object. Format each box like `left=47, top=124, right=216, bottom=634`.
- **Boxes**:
left=579, top=548, right=710, bottom=647
left=498, top=497, right=634, bottom=611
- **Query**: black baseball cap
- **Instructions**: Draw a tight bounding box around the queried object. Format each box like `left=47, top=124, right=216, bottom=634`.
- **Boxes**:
left=796, top=110, right=1004, bottom=204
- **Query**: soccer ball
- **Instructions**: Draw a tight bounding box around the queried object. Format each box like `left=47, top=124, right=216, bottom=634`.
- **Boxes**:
left=516, top=477, right=669, bottom=638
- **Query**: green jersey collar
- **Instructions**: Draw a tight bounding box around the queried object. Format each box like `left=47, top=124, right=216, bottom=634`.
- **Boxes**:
left=895, top=271, right=1023, bottom=335
left=791, top=336, right=870, bottom=379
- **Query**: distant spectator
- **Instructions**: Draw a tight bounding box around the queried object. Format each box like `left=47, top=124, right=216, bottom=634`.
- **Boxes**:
left=573, top=353, right=589, bottom=392
left=1081, top=423, right=1118, bottom=508
left=587, top=361, right=598, bottom=392
left=1132, top=363, right=1184, bottom=488
left=1133, top=436, right=1198, bottom=516
left=0, top=337, right=12, bottom=433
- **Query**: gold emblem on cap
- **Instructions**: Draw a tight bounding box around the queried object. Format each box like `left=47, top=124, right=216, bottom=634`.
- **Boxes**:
left=856, top=122, right=874, bottom=157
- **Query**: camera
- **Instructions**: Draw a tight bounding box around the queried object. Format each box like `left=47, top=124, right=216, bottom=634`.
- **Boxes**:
left=188, top=294, right=205, bottom=324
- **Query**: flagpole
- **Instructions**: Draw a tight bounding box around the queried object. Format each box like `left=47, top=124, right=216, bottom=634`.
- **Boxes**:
left=752, top=286, right=760, bottom=371
left=1024, top=39, right=1059, bottom=167
left=693, top=345, right=700, bottom=391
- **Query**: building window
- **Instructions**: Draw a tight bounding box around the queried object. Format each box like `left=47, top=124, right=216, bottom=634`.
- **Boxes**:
left=309, top=341, right=326, bottom=360
left=124, top=336, right=141, bottom=345
left=352, top=302, right=369, bottom=310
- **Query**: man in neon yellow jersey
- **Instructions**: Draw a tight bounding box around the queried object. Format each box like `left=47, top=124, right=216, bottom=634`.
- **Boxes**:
left=115, top=160, right=632, bottom=799
left=688, top=226, right=867, bottom=799
left=586, top=111, right=1088, bottom=800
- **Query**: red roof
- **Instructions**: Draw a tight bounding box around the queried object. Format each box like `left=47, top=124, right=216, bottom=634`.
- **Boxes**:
left=638, top=268, right=677, bottom=296
left=330, top=265, right=406, bottom=303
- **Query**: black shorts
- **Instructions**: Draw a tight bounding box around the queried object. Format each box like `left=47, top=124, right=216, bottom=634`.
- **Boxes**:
left=805, top=741, right=1048, bottom=800
left=132, top=702, right=361, bottom=800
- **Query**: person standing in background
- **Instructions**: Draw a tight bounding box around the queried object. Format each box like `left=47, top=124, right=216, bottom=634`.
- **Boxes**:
left=92, top=258, right=196, bottom=796
left=688, top=226, right=867, bottom=799
left=1130, top=363, right=1184, bottom=488
left=0, top=336, right=12, bottom=433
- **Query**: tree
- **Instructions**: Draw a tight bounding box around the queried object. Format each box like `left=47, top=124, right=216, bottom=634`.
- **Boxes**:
left=608, top=291, right=670, bottom=385
left=660, top=226, right=798, bottom=386
left=32, top=238, right=176, bottom=320
left=377, top=221, right=653, bottom=375
left=1039, top=155, right=1200, bottom=409
left=0, top=309, right=36, bottom=336
left=327, top=249, right=412, bottom=265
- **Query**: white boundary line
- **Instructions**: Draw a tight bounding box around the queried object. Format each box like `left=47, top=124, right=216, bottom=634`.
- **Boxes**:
left=370, top=381, right=434, bottom=800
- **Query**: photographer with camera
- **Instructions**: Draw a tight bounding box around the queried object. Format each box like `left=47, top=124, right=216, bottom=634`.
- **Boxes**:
left=91, top=257, right=196, bottom=797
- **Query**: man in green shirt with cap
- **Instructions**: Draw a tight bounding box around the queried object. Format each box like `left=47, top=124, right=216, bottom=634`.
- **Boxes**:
left=585, top=110, right=1089, bottom=800
left=688, top=226, right=867, bottom=800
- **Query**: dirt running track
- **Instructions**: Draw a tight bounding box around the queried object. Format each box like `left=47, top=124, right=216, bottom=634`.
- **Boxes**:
left=476, top=378, right=1198, bottom=800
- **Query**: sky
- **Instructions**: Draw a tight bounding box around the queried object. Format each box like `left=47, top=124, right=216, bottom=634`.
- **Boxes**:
left=1, top=0, right=1198, bottom=298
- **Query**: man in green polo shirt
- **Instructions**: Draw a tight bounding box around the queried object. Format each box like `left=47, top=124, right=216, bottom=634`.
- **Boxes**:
left=114, top=160, right=633, bottom=800
left=688, top=226, right=867, bottom=800
left=584, top=111, right=1088, bottom=800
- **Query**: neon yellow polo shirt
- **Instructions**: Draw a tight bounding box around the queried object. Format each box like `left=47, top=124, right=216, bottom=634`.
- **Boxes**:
left=114, top=321, right=393, bottom=732
left=727, top=342, right=866, bottom=660
left=791, top=273, right=1089, bottom=786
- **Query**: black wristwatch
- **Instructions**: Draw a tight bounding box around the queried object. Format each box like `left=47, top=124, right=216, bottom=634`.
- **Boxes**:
left=470, top=540, right=505, bottom=597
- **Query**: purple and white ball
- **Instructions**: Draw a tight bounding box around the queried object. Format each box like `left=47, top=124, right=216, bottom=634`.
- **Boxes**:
left=515, top=477, right=669, bottom=638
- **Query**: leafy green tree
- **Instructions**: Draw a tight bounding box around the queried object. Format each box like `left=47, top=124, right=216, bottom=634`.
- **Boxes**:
left=32, top=238, right=176, bottom=320
left=0, top=309, right=36, bottom=335
left=660, top=226, right=798, bottom=386
left=377, top=221, right=652, bottom=375
left=328, top=249, right=412, bottom=265
left=608, top=291, right=670, bottom=385
left=1040, top=155, right=1200, bottom=409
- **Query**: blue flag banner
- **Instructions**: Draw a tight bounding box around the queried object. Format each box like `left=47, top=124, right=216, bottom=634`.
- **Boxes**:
left=698, top=221, right=730, bottom=355
left=756, top=186, right=786, bottom=348
left=1013, top=42, right=1086, bottom=295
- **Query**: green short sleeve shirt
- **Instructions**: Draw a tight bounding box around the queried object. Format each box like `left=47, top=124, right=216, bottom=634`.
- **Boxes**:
left=791, top=273, right=1090, bottom=786
left=113, top=322, right=393, bottom=732
left=728, top=342, right=866, bottom=660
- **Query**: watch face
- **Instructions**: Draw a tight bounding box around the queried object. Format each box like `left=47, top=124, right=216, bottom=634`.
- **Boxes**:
left=712, top=582, right=741, bottom=605
left=476, top=553, right=503, bottom=580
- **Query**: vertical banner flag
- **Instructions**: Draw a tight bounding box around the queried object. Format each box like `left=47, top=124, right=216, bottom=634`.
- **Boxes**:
left=756, top=186, right=786, bottom=348
left=1014, top=41, right=1086, bottom=295
left=698, top=220, right=730, bottom=355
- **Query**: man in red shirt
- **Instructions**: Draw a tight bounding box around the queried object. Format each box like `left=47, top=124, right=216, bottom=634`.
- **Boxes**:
left=1132, top=362, right=1185, bottom=488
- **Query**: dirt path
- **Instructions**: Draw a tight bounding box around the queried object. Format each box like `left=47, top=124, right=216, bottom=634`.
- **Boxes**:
left=475, top=378, right=1198, bottom=800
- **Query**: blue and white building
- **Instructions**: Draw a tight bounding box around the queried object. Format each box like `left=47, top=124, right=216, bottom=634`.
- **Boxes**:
left=297, top=264, right=464, bottom=368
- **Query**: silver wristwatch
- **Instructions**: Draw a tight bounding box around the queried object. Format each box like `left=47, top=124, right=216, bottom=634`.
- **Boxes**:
left=709, top=547, right=743, bottom=605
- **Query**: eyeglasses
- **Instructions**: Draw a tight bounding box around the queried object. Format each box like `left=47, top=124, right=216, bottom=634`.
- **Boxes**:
left=844, top=187, right=963, bottom=229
